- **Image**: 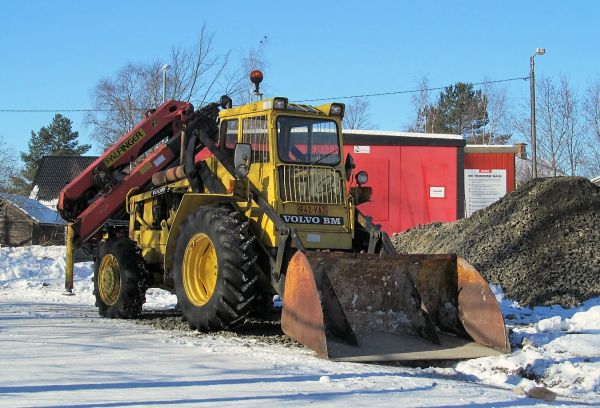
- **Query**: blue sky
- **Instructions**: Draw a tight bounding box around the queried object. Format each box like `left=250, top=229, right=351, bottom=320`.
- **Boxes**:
left=1, top=1, right=598, bottom=156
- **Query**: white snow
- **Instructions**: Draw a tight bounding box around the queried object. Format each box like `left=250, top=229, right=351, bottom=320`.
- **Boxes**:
left=1, top=246, right=598, bottom=406
left=536, top=315, right=571, bottom=333
left=0, top=193, right=65, bottom=225
left=343, top=129, right=463, bottom=140
left=28, top=184, right=39, bottom=199
left=39, top=198, right=59, bottom=211
left=454, top=285, right=600, bottom=399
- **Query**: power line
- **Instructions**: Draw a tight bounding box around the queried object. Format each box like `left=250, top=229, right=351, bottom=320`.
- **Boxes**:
left=0, top=109, right=114, bottom=113
left=0, top=76, right=530, bottom=112
left=293, top=76, right=530, bottom=103
left=0, top=108, right=147, bottom=113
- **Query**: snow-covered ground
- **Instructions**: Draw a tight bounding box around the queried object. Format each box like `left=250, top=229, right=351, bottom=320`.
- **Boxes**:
left=0, top=246, right=598, bottom=407
left=456, top=286, right=600, bottom=399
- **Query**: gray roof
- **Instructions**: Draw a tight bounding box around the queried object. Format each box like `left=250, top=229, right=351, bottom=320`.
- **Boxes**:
left=30, top=156, right=98, bottom=201
left=0, top=193, right=66, bottom=225
left=464, top=144, right=518, bottom=154
left=343, top=129, right=463, bottom=140
left=515, top=156, right=567, bottom=184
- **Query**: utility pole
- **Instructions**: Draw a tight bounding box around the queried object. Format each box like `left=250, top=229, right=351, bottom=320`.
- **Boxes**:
left=162, top=64, right=171, bottom=103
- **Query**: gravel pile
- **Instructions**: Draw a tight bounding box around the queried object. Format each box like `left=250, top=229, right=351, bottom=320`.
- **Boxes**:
left=391, top=177, right=600, bottom=307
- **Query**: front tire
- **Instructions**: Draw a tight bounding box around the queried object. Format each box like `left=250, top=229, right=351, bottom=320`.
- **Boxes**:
left=94, top=238, right=147, bottom=318
left=173, top=206, right=257, bottom=331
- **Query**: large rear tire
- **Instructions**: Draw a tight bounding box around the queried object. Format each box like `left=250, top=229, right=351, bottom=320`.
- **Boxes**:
left=94, top=238, right=148, bottom=318
left=173, top=206, right=258, bottom=331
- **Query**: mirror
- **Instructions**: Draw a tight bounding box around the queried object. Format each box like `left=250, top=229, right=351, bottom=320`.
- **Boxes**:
left=344, top=153, right=355, bottom=180
left=220, top=95, right=233, bottom=109
left=234, top=143, right=251, bottom=178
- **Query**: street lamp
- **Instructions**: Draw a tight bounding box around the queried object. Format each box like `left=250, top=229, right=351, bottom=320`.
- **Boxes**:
left=162, top=64, right=171, bottom=103
left=530, top=48, right=545, bottom=179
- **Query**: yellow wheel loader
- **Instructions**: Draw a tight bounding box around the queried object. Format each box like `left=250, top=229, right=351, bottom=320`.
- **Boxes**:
left=58, top=72, right=509, bottom=362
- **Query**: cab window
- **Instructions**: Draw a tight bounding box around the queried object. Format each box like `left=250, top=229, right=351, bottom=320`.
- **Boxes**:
left=220, top=119, right=239, bottom=154
left=277, top=116, right=340, bottom=165
left=242, top=115, right=269, bottom=163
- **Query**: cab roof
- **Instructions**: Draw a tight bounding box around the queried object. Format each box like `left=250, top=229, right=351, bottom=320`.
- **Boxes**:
left=218, top=98, right=343, bottom=120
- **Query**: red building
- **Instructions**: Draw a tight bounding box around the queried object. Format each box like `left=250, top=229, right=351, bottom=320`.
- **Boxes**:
left=343, top=130, right=520, bottom=233
left=463, top=145, right=518, bottom=217
left=343, top=130, right=466, bottom=234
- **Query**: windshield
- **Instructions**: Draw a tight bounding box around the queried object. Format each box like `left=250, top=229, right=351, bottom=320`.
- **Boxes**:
left=277, top=116, right=340, bottom=165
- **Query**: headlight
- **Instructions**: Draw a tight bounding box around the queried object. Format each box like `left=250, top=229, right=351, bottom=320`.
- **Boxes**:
left=273, top=97, right=288, bottom=110
left=355, top=171, right=368, bottom=185
left=329, top=103, right=345, bottom=116
left=235, top=164, right=249, bottom=179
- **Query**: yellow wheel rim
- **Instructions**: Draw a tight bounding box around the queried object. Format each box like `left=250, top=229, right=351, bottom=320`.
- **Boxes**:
left=98, top=254, right=120, bottom=305
left=183, top=233, right=218, bottom=307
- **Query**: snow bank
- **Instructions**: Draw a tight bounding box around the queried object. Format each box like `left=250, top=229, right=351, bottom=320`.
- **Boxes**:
left=0, top=246, right=95, bottom=305
left=455, top=285, right=600, bottom=399
left=0, top=245, right=175, bottom=310
left=0, top=246, right=74, bottom=283
left=532, top=308, right=600, bottom=333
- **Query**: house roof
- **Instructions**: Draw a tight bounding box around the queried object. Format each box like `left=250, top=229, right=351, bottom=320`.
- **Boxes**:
left=30, top=156, right=98, bottom=201
left=464, top=144, right=518, bottom=154
left=343, top=129, right=465, bottom=147
left=515, top=156, right=567, bottom=183
left=0, top=193, right=66, bottom=225
left=343, top=129, right=463, bottom=140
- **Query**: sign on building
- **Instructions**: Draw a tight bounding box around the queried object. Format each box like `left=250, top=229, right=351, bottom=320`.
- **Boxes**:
left=464, top=169, right=507, bottom=217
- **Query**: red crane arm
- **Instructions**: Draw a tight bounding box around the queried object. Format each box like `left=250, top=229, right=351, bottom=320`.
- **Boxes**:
left=58, top=100, right=193, bottom=243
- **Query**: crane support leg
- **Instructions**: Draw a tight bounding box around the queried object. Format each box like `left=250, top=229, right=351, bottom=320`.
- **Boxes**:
left=64, top=223, right=75, bottom=295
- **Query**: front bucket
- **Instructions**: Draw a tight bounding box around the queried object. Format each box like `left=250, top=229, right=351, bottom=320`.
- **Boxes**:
left=281, top=251, right=509, bottom=362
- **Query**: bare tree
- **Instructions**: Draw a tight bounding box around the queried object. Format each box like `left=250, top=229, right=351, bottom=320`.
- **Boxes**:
left=0, top=136, right=20, bottom=193
left=343, top=98, right=374, bottom=130
left=584, top=80, right=600, bottom=141
left=510, top=95, right=531, bottom=144
left=481, top=82, right=511, bottom=144
left=522, top=77, right=585, bottom=176
left=221, top=36, right=269, bottom=105
left=511, top=77, right=593, bottom=179
left=536, top=77, right=567, bottom=176
left=86, top=25, right=231, bottom=150
left=407, top=75, right=431, bottom=132
left=534, top=77, right=588, bottom=177
left=558, top=77, right=586, bottom=176
left=583, top=80, right=600, bottom=176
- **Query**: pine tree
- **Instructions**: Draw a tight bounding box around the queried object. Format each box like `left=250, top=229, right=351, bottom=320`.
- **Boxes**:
left=11, top=114, right=91, bottom=195
left=426, top=82, right=489, bottom=142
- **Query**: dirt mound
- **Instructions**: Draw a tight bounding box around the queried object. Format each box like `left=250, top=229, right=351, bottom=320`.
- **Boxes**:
left=391, top=177, right=600, bottom=307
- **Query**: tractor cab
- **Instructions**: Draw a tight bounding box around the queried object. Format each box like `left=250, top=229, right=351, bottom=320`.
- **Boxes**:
left=215, top=95, right=354, bottom=251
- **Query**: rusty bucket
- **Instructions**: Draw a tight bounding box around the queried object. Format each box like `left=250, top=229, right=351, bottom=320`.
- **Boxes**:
left=281, top=251, right=509, bottom=362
